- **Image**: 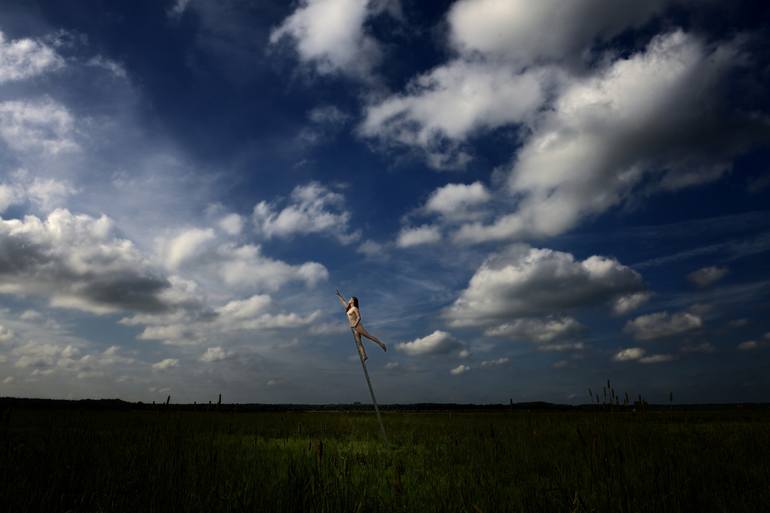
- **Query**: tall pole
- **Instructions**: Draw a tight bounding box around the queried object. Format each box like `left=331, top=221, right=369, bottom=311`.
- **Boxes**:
left=352, top=328, right=389, bottom=445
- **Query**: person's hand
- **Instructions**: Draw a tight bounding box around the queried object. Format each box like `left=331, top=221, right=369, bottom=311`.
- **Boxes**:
left=336, top=288, right=342, bottom=297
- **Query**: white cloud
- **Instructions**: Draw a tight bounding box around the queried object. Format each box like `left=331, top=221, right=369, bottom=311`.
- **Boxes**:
left=357, top=239, right=386, bottom=258
left=450, top=364, right=470, bottom=375
left=447, top=0, right=667, bottom=64
left=168, top=0, right=192, bottom=18
left=687, top=266, right=729, bottom=288
left=0, top=324, right=13, bottom=342
left=0, top=98, right=78, bottom=155
left=624, top=311, right=703, bottom=340
left=613, top=347, right=645, bottom=361
left=613, top=292, right=652, bottom=315
left=19, top=310, right=42, bottom=321
left=0, top=175, right=76, bottom=213
left=217, top=294, right=272, bottom=320
left=638, top=353, right=675, bottom=364
left=218, top=214, right=243, bottom=236
left=446, top=245, right=645, bottom=326
left=360, top=61, right=550, bottom=168
left=253, top=182, right=358, bottom=243
left=0, top=209, right=172, bottom=315
left=216, top=243, right=328, bottom=291
left=26, top=177, right=77, bottom=210
left=454, top=32, right=766, bottom=243
left=485, top=316, right=582, bottom=343
left=200, top=346, right=235, bottom=362
left=270, top=0, right=383, bottom=77
left=396, top=330, right=463, bottom=356
left=480, top=357, right=509, bottom=367
left=0, top=31, right=64, bottom=83
left=424, top=181, right=491, bottom=220
left=85, top=55, right=127, bottom=78
left=162, top=228, right=216, bottom=270
left=152, top=358, right=179, bottom=370
left=0, top=184, right=18, bottom=212
left=737, top=335, right=769, bottom=351
left=396, top=225, right=441, bottom=248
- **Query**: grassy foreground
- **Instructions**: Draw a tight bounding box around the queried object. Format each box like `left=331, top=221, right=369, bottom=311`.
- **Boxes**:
left=1, top=406, right=769, bottom=512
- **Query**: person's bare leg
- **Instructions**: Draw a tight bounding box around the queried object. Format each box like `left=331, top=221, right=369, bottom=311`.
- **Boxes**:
left=354, top=331, right=368, bottom=362
left=359, top=326, right=387, bottom=352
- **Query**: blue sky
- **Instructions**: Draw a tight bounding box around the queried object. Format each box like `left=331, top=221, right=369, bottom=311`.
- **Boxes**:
left=0, top=0, right=768, bottom=404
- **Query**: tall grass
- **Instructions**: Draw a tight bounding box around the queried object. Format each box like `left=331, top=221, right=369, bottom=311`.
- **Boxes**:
left=1, top=407, right=769, bottom=512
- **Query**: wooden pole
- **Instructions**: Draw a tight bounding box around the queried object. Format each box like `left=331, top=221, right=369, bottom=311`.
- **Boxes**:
left=352, top=328, right=388, bottom=445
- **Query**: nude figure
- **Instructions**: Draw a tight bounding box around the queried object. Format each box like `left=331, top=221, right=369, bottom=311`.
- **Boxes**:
left=336, top=289, right=386, bottom=362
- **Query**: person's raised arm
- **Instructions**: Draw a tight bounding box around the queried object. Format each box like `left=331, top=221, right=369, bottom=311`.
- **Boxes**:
left=335, top=289, right=347, bottom=308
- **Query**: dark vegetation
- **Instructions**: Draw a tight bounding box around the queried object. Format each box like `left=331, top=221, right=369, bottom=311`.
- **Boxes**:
left=1, top=398, right=769, bottom=513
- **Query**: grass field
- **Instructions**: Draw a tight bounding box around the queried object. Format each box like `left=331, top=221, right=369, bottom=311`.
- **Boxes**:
left=1, top=404, right=769, bottom=512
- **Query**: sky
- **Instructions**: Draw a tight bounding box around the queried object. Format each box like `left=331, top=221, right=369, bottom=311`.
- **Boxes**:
left=0, top=0, right=768, bottom=405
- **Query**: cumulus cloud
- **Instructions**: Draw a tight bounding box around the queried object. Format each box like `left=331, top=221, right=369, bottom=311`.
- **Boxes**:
left=0, top=174, right=77, bottom=213
left=253, top=182, right=359, bottom=243
left=216, top=243, right=328, bottom=291
left=152, top=358, right=178, bottom=370
left=0, top=324, right=14, bottom=342
left=162, top=228, right=216, bottom=270
left=270, top=0, right=387, bottom=77
left=613, top=347, right=645, bottom=361
left=613, top=347, right=674, bottom=363
left=396, top=225, right=441, bottom=248
left=0, top=31, right=64, bottom=83
left=218, top=214, right=243, bottom=236
left=396, top=330, right=464, bottom=356
left=450, top=364, right=470, bottom=375
left=639, top=353, right=675, bottom=364
left=424, top=181, right=491, bottom=221
left=0, top=209, right=171, bottom=315
left=624, top=311, right=703, bottom=340
left=613, top=292, right=652, bottom=315
left=738, top=335, right=770, bottom=351
left=200, top=346, right=235, bottom=362
left=480, top=357, right=509, bottom=367
left=455, top=31, right=768, bottom=243
left=360, top=62, right=551, bottom=168
left=446, top=245, right=645, bottom=326
left=485, top=316, right=582, bottom=343
left=687, top=266, right=729, bottom=288
left=0, top=98, right=78, bottom=155
left=447, top=0, right=667, bottom=64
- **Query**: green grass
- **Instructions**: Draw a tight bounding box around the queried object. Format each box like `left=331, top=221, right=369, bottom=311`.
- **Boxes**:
left=1, top=407, right=769, bottom=512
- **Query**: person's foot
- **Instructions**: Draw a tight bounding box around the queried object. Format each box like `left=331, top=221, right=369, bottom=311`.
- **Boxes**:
left=381, top=343, right=387, bottom=352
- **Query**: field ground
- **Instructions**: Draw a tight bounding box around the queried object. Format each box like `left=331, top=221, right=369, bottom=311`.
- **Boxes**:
left=1, top=403, right=769, bottom=512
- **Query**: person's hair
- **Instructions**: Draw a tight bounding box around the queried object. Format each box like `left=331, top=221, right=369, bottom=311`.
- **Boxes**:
left=350, top=296, right=359, bottom=308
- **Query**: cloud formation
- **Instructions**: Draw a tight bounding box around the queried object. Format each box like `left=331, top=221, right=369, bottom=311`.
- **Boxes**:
left=0, top=30, right=63, bottom=83
left=455, top=31, right=768, bottom=243
left=687, top=266, right=729, bottom=288
left=396, top=225, right=441, bottom=248
left=253, top=182, right=359, bottom=244
left=270, top=0, right=387, bottom=77
left=0, top=209, right=171, bottom=315
left=396, top=330, right=464, bottom=356
left=447, top=0, right=667, bottom=64
left=446, top=245, right=645, bottom=326
left=0, top=99, right=78, bottom=155
left=624, top=311, right=703, bottom=340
